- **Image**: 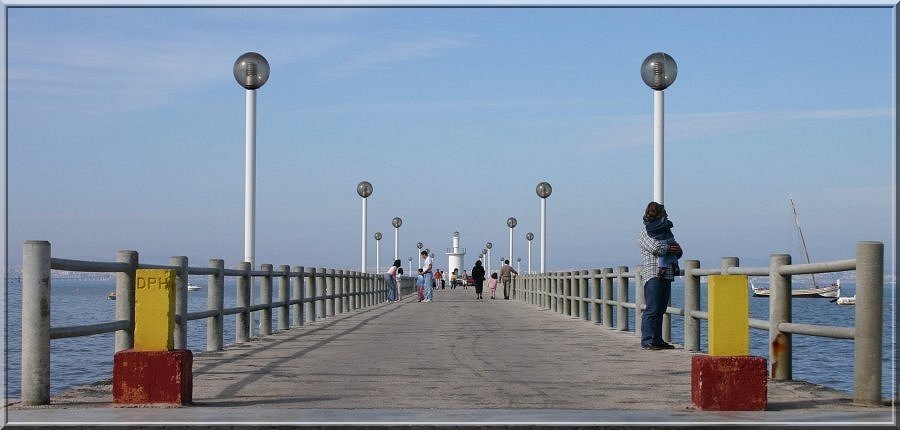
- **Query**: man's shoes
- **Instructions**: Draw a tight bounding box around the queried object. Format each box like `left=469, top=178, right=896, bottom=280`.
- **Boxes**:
left=655, top=342, right=675, bottom=349
left=642, top=344, right=663, bottom=350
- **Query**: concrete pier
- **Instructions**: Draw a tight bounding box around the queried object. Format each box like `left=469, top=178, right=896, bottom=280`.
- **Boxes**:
left=7, top=288, right=892, bottom=426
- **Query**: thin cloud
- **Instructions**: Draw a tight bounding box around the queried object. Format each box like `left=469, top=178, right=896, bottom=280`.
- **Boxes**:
left=321, top=35, right=471, bottom=77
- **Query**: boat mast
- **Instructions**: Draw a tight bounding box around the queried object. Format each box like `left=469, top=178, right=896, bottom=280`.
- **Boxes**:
left=790, top=195, right=817, bottom=287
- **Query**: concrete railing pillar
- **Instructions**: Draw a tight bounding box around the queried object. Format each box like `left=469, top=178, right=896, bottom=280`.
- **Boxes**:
left=22, top=240, right=51, bottom=406
left=316, top=268, right=326, bottom=319
left=635, top=266, right=644, bottom=338
left=292, top=266, right=304, bottom=327
left=278, top=265, right=290, bottom=331
left=207, top=259, right=225, bottom=351
left=259, top=264, right=273, bottom=336
left=171, top=256, right=188, bottom=350
left=854, top=241, right=883, bottom=405
left=306, top=267, right=317, bottom=323
left=616, top=266, right=629, bottom=332
left=115, top=250, right=138, bottom=352
left=578, top=270, right=588, bottom=320
left=683, top=259, right=701, bottom=352
left=326, top=269, right=335, bottom=317
left=769, top=254, right=792, bottom=380
left=602, top=268, right=614, bottom=328
left=236, top=261, right=252, bottom=343
left=590, top=269, right=602, bottom=325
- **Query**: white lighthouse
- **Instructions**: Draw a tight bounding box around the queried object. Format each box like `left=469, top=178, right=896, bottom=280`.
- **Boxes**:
left=446, top=231, right=466, bottom=281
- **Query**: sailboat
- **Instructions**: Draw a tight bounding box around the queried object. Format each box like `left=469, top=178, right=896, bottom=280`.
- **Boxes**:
left=751, top=196, right=840, bottom=299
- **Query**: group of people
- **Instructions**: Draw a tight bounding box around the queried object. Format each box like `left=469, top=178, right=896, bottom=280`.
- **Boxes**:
left=468, top=259, right=517, bottom=300
left=383, top=200, right=683, bottom=353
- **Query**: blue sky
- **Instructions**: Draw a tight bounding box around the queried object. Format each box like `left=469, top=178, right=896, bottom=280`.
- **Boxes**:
left=4, top=5, right=895, bottom=276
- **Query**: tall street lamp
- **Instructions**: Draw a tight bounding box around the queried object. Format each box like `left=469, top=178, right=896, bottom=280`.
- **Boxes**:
left=641, top=52, right=677, bottom=205
left=234, top=52, right=270, bottom=267
left=536, top=181, right=552, bottom=273
left=374, top=232, right=382, bottom=274
left=525, top=232, right=534, bottom=274
left=485, top=242, right=493, bottom=274
left=416, top=242, right=424, bottom=269
left=506, top=217, right=517, bottom=269
left=392, top=217, right=402, bottom=260
left=517, top=257, right=521, bottom=273
left=357, top=181, right=373, bottom=273
left=408, top=256, right=413, bottom=274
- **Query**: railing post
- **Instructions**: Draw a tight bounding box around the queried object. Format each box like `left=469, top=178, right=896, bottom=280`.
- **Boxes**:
left=635, top=266, right=644, bottom=338
left=278, top=265, right=290, bottom=331
left=854, top=241, right=883, bottom=405
left=602, top=268, right=614, bottom=328
left=578, top=270, right=588, bottom=320
left=22, top=240, right=51, bottom=406
left=550, top=272, right=558, bottom=313
left=293, top=266, right=304, bottom=327
left=208, top=259, right=224, bottom=351
left=306, top=267, right=317, bottom=323
left=171, top=256, right=188, bottom=350
left=590, top=269, right=602, bottom=325
left=562, top=271, right=571, bottom=316
left=350, top=270, right=358, bottom=310
left=316, top=267, right=326, bottom=319
left=115, top=250, right=138, bottom=352
left=326, top=269, right=335, bottom=317
left=683, top=259, right=701, bottom=352
left=616, top=266, right=629, bottom=332
left=335, top=270, right=344, bottom=314
left=260, top=263, right=273, bottom=336
left=236, top=261, right=252, bottom=343
left=769, top=254, right=792, bottom=380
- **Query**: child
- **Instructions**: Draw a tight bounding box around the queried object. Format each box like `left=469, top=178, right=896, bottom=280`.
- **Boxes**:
left=415, top=269, right=425, bottom=302
left=488, top=272, right=499, bottom=299
left=644, top=210, right=680, bottom=280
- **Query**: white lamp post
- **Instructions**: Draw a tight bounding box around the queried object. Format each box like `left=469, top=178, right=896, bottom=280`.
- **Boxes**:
left=357, top=181, right=373, bottom=273
left=485, top=242, right=493, bottom=274
left=506, top=217, right=517, bottom=270
left=517, top=257, right=521, bottom=273
left=392, top=217, right=402, bottom=260
left=536, top=182, right=552, bottom=273
left=525, top=232, right=534, bottom=274
left=408, top=256, right=413, bottom=274
left=374, top=232, right=382, bottom=274
left=641, top=52, right=677, bottom=205
left=234, top=52, right=270, bottom=267
left=416, top=242, right=423, bottom=269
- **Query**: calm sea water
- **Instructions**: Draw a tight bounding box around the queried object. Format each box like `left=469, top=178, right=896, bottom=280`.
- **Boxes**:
left=3, top=277, right=896, bottom=401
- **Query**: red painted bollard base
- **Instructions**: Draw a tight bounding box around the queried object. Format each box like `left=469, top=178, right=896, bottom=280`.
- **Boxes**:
left=113, top=349, right=193, bottom=406
left=691, top=355, right=767, bottom=411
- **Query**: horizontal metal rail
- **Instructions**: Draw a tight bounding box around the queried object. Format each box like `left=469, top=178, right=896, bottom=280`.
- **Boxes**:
left=50, top=320, right=130, bottom=339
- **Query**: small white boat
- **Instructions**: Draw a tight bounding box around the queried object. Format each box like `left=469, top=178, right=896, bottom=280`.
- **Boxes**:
left=751, top=279, right=840, bottom=298
left=187, top=283, right=201, bottom=291
left=835, top=295, right=856, bottom=305
left=107, top=291, right=116, bottom=300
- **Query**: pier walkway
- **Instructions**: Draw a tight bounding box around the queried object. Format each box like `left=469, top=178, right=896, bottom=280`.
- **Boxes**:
left=7, top=287, right=893, bottom=426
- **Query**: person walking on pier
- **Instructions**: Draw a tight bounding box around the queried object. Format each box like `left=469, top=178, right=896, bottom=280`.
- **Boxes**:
left=471, top=260, right=486, bottom=300
left=422, top=251, right=434, bottom=302
left=384, top=259, right=401, bottom=303
left=488, top=272, right=499, bottom=299
left=435, top=269, right=444, bottom=289
left=416, top=269, right=425, bottom=302
left=639, top=201, right=683, bottom=350
left=500, top=259, right=518, bottom=299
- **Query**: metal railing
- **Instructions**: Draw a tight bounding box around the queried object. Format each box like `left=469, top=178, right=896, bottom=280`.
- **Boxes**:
left=20, top=240, right=414, bottom=406
left=515, top=241, right=885, bottom=406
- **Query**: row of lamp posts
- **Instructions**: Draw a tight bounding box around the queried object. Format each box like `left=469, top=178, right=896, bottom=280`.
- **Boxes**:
left=237, top=51, right=675, bottom=274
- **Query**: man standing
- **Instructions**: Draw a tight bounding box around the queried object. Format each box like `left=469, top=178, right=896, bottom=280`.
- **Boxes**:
left=499, top=259, right=518, bottom=300
left=421, top=250, right=434, bottom=302
left=639, top=201, right=683, bottom=350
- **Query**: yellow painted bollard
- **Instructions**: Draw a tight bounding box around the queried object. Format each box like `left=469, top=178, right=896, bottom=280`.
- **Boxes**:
left=692, top=274, right=766, bottom=410
left=134, top=269, right=176, bottom=351
left=114, top=268, right=192, bottom=405
left=707, top=275, right=749, bottom=356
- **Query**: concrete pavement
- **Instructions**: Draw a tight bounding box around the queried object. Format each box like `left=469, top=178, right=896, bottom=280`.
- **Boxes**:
left=6, top=287, right=895, bottom=426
